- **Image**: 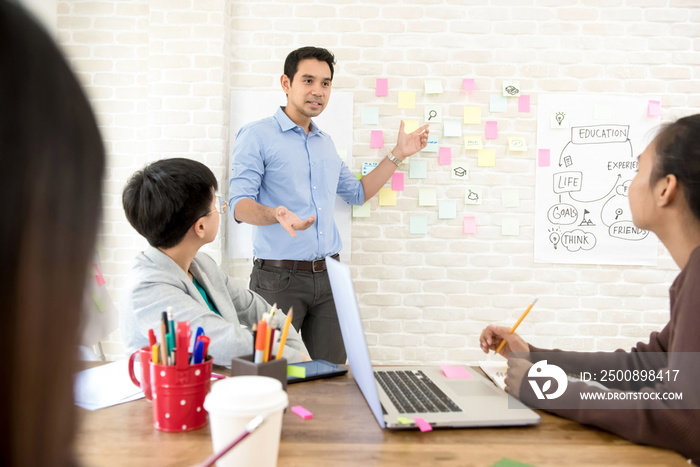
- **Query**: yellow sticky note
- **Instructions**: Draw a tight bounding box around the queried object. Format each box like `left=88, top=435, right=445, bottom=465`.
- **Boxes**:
left=463, top=106, right=481, bottom=125
left=403, top=119, right=420, bottom=134
left=398, top=91, right=416, bottom=109
left=378, top=188, right=397, bottom=206
left=464, top=135, right=483, bottom=150
left=287, top=365, right=307, bottom=378
left=508, top=137, right=527, bottom=152
left=477, top=149, right=496, bottom=167
left=352, top=202, right=371, bottom=217
left=418, top=188, right=437, bottom=206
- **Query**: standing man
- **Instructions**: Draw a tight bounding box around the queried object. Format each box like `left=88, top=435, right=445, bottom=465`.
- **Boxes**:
left=229, top=46, right=428, bottom=363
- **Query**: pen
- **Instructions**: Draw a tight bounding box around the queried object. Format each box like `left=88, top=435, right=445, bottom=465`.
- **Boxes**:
left=152, top=344, right=159, bottom=364
left=198, top=415, right=265, bottom=467
left=495, top=298, right=538, bottom=353
left=176, top=321, right=190, bottom=370
left=254, top=319, right=266, bottom=364
left=276, top=308, right=293, bottom=360
left=251, top=323, right=257, bottom=358
left=160, top=311, right=169, bottom=366
left=148, top=329, right=157, bottom=347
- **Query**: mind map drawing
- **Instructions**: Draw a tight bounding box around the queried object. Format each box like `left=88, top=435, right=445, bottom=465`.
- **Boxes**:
left=535, top=94, right=660, bottom=266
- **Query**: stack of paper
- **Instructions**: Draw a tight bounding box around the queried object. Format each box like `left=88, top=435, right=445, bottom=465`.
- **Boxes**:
left=74, top=360, right=144, bottom=410
left=478, top=360, right=508, bottom=392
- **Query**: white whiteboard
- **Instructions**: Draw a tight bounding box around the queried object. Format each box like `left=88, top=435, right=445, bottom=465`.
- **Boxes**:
left=226, top=91, right=353, bottom=262
left=535, top=94, right=660, bottom=266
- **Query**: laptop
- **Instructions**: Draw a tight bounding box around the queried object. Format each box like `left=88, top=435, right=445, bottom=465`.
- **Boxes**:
left=326, top=256, right=540, bottom=430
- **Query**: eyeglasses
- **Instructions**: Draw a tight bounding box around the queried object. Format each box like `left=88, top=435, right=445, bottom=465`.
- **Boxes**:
left=212, top=195, right=228, bottom=214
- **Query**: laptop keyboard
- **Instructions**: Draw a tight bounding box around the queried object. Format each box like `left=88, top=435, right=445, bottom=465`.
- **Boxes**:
left=374, top=370, right=462, bottom=414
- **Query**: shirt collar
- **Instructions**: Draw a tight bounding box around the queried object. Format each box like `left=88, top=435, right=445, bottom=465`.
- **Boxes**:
left=274, top=106, right=322, bottom=136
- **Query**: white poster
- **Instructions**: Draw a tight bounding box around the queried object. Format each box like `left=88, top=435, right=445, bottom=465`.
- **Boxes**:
left=535, top=94, right=660, bottom=266
left=227, top=91, right=353, bottom=261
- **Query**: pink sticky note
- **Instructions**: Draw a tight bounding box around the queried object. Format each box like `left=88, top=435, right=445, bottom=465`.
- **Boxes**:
left=518, top=95, right=530, bottom=113
left=440, top=364, right=473, bottom=379
left=93, top=263, right=106, bottom=286
left=538, top=148, right=550, bottom=167
left=370, top=130, right=384, bottom=148
left=291, top=405, right=313, bottom=420
left=376, top=78, right=388, bottom=97
left=392, top=172, right=404, bottom=191
left=438, top=147, right=452, bottom=165
left=414, top=417, right=433, bottom=432
left=648, top=100, right=661, bottom=117
left=485, top=121, right=498, bottom=139
left=463, top=216, right=476, bottom=234
left=462, top=78, right=476, bottom=92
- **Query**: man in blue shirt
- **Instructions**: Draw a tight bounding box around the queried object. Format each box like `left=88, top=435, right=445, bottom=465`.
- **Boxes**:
left=229, top=46, right=428, bottom=363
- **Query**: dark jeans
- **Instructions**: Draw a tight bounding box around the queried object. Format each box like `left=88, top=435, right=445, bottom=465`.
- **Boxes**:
left=250, top=260, right=347, bottom=364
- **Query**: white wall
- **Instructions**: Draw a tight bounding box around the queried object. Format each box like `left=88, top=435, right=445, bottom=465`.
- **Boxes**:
left=56, top=0, right=699, bottom=362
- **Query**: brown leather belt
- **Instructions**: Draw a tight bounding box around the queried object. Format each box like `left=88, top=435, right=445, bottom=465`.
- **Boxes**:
left=254, top=254, right=340, bottom=273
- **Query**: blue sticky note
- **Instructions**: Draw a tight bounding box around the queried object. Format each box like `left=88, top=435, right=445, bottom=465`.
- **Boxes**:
left=423, top=134, right=439, bottom=153
left=438, top=200, right=457, bottom=219
left=362, top=107, right=379, bottom=125
left=409, top=160, right=428, bottom=179
left=410, top=216, right=428, bottom=235
left=490, top=95, right=508, bottom=113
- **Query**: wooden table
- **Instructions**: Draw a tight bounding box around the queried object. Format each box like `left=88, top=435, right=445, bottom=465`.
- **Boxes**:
left=75, top=368, right=688, bottom=466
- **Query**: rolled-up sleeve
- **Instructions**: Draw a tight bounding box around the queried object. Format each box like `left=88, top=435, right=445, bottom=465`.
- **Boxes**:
left=229, top=125, right=264, bottom=223
left=336, top=160, right=365, bottom=205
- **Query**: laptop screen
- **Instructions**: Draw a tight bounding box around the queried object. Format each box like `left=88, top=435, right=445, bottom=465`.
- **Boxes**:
left=326, top=256, right=386, bottom=428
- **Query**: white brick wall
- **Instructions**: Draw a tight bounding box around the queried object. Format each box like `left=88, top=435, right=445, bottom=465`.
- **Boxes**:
left=57, top=0, right=698, bottom=363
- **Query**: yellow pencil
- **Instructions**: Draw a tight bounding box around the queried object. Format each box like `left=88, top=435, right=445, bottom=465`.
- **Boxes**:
left=495, top=298, right=538, bottom=353
left=276, top=308, right=293, bottom=360
left=263, top=325, right=272, bottom=363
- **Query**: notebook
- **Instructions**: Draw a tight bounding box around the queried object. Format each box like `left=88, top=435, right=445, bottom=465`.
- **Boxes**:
left=326, top=256, right=540, bottom=430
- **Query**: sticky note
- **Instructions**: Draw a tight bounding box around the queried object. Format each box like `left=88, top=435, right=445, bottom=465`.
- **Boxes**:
left=444, top=120, right=462, bottom=138
left=378, top=188, right=397, bottom=206
left=648, top=99, right=661, bottom=117
left=440, top=364, right=473, bottom=379
left=489, top=458, right=536, bottom=467
left=463, top=106, right=481, bottom=125
left=362, top=107, right=379, bottom=125
left=518, top=95, right=530, bottom=113
left=438, top=200, right=457, bottom=219
left=463, top=216, right=477, bottom=234
left=410, top=216, right=428, bottom=235
left=376, top=78, right=388, bottom=97
left=538, top=149, right=551, bottom=167
left=397, top=417, right=412, bottom=425
left=485, top=121, right=498, bottom=140
left=362, top=161, right=379, bottom=176
left=336, top=146, right=348, bottom=162
left=501, top=189, right=520, bottom=208
left=355, top=173, right=362, bottom=180
left=352, top=202, right=371, bottom=218
left=502, top=80, right=521, bottom=97
left=508, top=137, right=527, bottom=152
left=490, top=95, right=508, bottom=113
left=451, top=163, right=469, bottom=180
left=287, top=365, right=307, bottom=378
left=464, top=135, right=483, bottom=150
left=424, top=79, right=443, bottom=94
left=502, top=218, right=520, bottom=236
left=477, top=149, right=496, bottom=167
left=403, top=119, right=420, bottom=134
left=424, top=134, right=439, bottom=153
left=425, top=104, right=442, bottom=123
left=438, top=147, right=452, bottom=165
left=414, top=417, right=432, bottom=432
left=392, top=173, right=404, bottom=191
left=462, top=78, right=476, bottom=92
left=409, top=160, right=427, bottom=179
left=418, top=188, right=437, bottom=206
left=370, top=130, right=384, bottom=148
left=594, top=102, right=612, bottom=120
left=291, top=405, right=313, bottom=420
left=465, top=187, right=482, bottom=205
left=398, top=91, right=415, bottom=109
left=95, top=272, right=106, bottom=286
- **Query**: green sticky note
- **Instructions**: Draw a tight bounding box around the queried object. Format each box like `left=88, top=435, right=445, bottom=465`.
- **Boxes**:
left=397, top=417, right=412, bottom=424
left=489, top=458, right=536, bottom=467
left=352, top=202, right=371, bottom=218
left=418, top=189, right=437, bottom=207
left=409, top=160, right=428, bottom=179
left=438, top=200, right=457, bottom=219
left=502, top=217, right=520, bottom=236
left=287, top=365, right=307, bottom=378
left=409, top=216, right=428, bottom=235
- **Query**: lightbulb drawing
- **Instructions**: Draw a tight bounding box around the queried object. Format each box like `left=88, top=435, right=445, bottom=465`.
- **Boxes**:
left=555, top=112, right=566, bottom=126
left=548, top=228, right=561, bottom=249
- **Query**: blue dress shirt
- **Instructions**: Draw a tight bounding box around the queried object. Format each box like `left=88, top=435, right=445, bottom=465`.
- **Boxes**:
left=229, top=107, right=365, bottom=261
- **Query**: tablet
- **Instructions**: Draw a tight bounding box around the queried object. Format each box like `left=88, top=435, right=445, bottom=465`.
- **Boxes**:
left=287, top=359, right=348, bottom=384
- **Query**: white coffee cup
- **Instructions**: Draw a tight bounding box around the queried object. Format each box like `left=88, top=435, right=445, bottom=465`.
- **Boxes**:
left=204, top=375, right=288, bottom=467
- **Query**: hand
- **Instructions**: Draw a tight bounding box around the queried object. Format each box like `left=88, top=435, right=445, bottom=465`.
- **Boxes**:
left=392, top=120, right=429, bottom=160
left=479, top=324, right=530, bottom=358
left=504, top=357, right=533, bottom=398
left=301, top=353, right=312, bottom=362
left=275, top=206, right=315, bottom=238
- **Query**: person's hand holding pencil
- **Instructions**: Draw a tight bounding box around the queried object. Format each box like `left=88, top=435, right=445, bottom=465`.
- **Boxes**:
left=479, top=298, right=537, bottom=357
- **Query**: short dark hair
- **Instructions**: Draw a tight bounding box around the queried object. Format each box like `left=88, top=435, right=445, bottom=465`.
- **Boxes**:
left=122, top=158, right=217, bottom=248
left=1, top=2, right=104, bottom=466
left=651, top=114, right=700, bottom=221
left=284, top=46, right=336, bottom=83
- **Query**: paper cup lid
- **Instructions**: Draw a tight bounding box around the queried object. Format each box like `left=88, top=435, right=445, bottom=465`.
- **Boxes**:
left=204, top=376, right=288, bottom=416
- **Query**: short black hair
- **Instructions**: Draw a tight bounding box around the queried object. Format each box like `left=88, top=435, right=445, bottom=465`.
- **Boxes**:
left=122, top=158, right=217, bottom=248
left=284, top=46, right=335, bottom=83
left=652, top=114, right=700, bottom=222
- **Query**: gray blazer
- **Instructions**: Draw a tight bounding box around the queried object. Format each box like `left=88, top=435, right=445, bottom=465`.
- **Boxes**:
left=120, top=246, right=307, bottom=365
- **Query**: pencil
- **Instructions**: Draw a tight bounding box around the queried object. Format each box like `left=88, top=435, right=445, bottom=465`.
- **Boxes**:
left=276, top=308, right=293, bottom=360
left=495, top=298, right=538, bottom=353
